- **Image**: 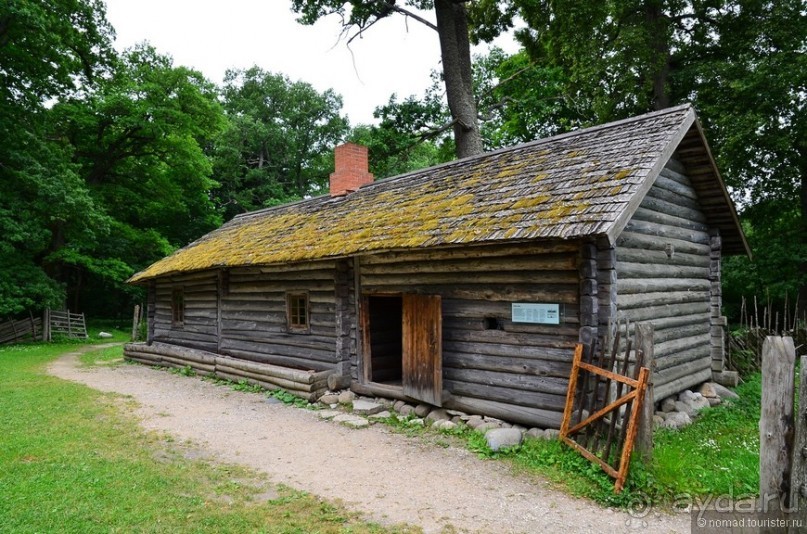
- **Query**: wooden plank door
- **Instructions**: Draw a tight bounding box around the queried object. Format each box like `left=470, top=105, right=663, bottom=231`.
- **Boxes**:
left=402, top=294, right=442, bottom=406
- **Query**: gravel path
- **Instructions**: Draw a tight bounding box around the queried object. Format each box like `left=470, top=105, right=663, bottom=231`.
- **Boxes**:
left=48, top=348, right=689, bottom=533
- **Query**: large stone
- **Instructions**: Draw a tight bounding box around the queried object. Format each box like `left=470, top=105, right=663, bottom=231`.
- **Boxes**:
left=368, top=410, right=392, bottom=420
left=414, top=403, right=432, bottom=418
left=544, top=429, right=560, bottom=440
left=674, top=400, right=696, bottom=417
left=660, top=397, right=677, bottom=413
left=337, top=390, right=356, bottom=404
left=318, top=410, right=341, bottom=420
left=435, top=420, right=457, bottom=431
left=98, top=331, right=113, bottom=338
left=319, top=394, right=340, bottom=405
left=425, top=408, right=450, bottom=425
left=653, top=415, right=665, bottom=428
left=711, top=382, right=740, bottom=400
left=678, top=390, right=697, bottom=402
left=352, top=399, right=385, bottom=416
left=332, top=414, right=369, bottom=428
left=699, top=382, right=718, bottom=398
left=525, top=428, right=546, bottom=440
left=407, top=418, right=425, bottom=427
left=398, top=404, right=415, bottom=417
left=486, top=428, right=523, bottom=451
left=476, top=421, right=502, bottom=434
left=465, top=416, right=484, bottom=429
left=661, top=411, right=692, bottom=430
left=393, top=400, right=407, bottom=413
left=707, top=396, right=722, bottom=407
left=689, top=395, right=710, bottom=412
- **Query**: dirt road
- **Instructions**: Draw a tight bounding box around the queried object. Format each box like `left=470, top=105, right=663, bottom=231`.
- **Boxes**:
left=48, top=349, right=688, bottom=533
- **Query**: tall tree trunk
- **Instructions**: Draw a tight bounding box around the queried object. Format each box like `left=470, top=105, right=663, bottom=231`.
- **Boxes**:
left=799, top=146, right=807, bottom=306
left=434, top=0, right=483, bottom=158
left=645, top=1, right=670, bottom=110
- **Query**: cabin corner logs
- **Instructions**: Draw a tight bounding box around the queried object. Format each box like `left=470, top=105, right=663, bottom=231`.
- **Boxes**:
left=125, top=159, right=728, bottom=429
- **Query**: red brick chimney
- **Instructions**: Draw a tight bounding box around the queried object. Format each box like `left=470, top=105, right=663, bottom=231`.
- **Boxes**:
left=329, top=143, right=374, bottom=197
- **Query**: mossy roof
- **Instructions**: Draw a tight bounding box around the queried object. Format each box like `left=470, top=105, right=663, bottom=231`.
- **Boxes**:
left=129, top=105, right=748, bottom=283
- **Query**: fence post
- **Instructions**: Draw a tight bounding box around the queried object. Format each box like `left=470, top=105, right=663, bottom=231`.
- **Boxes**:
left=43, top=309, right=50, bottom=342
left=131, top=304, right=141, bottom=341
left=791, top=354, right=807, bottom=516
left=634, top=322, right=655, bottom=462
left=760, top=336, right=796, bottom=513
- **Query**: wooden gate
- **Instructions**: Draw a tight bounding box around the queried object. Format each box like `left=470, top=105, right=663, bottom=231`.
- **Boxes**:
left=560, top=339, right=650, bottom=493
left=402, top=294, right=442, bottom=406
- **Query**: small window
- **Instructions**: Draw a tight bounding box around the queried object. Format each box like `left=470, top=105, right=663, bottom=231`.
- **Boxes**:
left=171, top=288, right=184, bottom=328
left=287, top=292, right=309, bottom=332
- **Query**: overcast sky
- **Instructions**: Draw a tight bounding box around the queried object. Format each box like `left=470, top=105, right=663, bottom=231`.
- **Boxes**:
left=103, top=0, right=517, bottom=125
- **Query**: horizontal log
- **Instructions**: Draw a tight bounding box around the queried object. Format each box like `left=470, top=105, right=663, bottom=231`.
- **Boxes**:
left=228, top=279, right=335, bottom=293
left=214, top=355, right=329, bottom=384
left=654, top=172, right=699, bottom=200
left=443, top=395, right=563, bottom=429
left=617, top=231, right=710, bottom=256
left=159, top=271, right=218, bottom=284
left=616, top=261, right=708, bottom=280
left=616, top=247, right=710, bottom=269
left=654, top=368, right=712, bottom=401
left=443, top=352, right=572, bottom=378
left=221, top=348, right=331, bottom=372
left=617, top=277, right=710, bottom=295
left=215, top=363, right=325, bottom=392
left=618, top=290, right=710, bottom=310
left=631, top=206, right=709, bottom=233
left=443, top=328, right=578, bottom=350
left=214, top=370, right=320, bottom=402
left=137, top=341, right=218, bottom=363
left=361, top=270, right=578, bottom=287
left=444, top=341, right=576, bottom=362
left=360, top=241, right=581, bottom=265
left=445, top=379, right=566, bottom=412
left=442, top=299, right=580, bottom=323
left=442, top=316, right=580, bottom=337
left=362, top=284, right=579, bottom=304
left=655, top=342, right=710, bottom=371
left=444, top=367, right=568, bottom=395
left=125, top=355, right=162, bottom=367
left=153, top=328, right=218, bottom=344
left=161, top=355, right=215, bottom=373
left=624, top=218, right=710, bottom=246
left=618, top=301, right=710, bottom=323
left=230, top=260, right=337, bottom=275
left=220, top=335, right=336, bottom=360
left=228, top=268, right=336, bottom=284
left=654, top=358, right=711, bottom=390
left=653, top=322, right=710, bottom=345
left=644, top=181, right=705, bottom=213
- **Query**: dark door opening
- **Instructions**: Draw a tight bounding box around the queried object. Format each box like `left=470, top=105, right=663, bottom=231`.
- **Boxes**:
left=366, top=295, right=403, bottom=384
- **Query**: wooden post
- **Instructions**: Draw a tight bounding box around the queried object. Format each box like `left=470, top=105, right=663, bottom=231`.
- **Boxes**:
left=131, top=304, right=141, bottom=341
left=760, top=336, right=796, bottom=511
left=790, top=354, right=807, bottom=513
left=635, top=322, right=655, bottom=462
left=43, top=309, right=50, bottom=342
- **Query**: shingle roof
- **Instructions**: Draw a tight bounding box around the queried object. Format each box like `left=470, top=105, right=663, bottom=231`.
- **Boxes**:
left=128, top=104, right=748, bottom=283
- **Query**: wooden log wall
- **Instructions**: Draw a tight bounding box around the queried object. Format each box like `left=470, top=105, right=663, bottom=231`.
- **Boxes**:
left=616, top=159, right=714, bottom=401
left=359, top=241, right=583, bottom=428
left=153, top=272, right=219, bottom=352
left=218, top=261, right=339, bottom=371
left=334, top=259, right=357, bottom=380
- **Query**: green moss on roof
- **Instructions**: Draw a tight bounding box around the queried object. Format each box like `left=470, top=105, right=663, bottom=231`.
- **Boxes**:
left=129, top=106, right=696, bottom=283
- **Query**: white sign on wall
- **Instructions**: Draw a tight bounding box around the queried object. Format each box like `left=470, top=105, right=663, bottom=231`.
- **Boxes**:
left=511, top=303, right=560, bottom=325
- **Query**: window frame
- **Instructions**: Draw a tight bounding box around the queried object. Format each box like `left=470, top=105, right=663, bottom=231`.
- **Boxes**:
left=171, top=287, right=185, bottom=328
left=286, top=292, right=310, bottom=333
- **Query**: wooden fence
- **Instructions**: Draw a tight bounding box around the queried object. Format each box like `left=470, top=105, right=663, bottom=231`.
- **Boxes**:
left=0, top=315, right=42, bottom=344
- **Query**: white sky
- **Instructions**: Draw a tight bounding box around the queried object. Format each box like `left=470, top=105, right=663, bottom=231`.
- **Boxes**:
left=103, top=0, right=517, bottom=125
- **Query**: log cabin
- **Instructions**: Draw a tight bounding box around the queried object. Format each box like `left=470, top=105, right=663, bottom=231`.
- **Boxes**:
left=125, top=104, right=749, bottom=429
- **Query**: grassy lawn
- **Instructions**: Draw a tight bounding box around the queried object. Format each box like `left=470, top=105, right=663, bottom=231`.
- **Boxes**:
left=0, top=340, right=412, bottom=533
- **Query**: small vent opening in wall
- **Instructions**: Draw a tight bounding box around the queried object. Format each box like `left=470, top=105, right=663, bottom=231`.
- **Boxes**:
left=484, top=317, right=504, bottom=330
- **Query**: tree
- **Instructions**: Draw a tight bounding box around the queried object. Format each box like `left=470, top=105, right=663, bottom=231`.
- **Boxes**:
left=493, top=0, right=807, bottom=309
left=0, top=0, right=114, bottom=316
left=49, top=44, right=226, bottom=313
left=290, top=0, right=484, bottom=158
left=212, top=67, right=349, bottom=220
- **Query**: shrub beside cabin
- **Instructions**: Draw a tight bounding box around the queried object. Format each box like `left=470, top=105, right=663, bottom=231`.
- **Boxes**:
left=125, top=105, right=749, bottom=429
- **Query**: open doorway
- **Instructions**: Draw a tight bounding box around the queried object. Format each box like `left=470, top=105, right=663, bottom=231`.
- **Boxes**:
left=366, top=295, right=403, bottom=384
left=362, top=293, right=443, bottom=406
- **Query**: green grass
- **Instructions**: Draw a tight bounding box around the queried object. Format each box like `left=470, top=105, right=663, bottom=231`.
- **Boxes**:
left=0, top=341, right=414, bottom=533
